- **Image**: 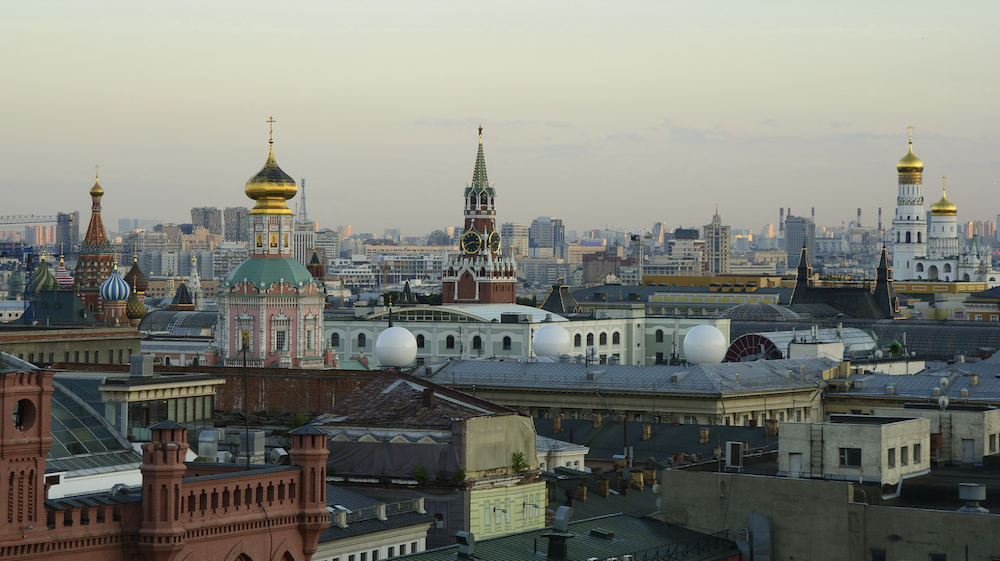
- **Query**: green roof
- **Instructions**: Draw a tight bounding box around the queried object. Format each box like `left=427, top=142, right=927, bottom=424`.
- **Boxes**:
left=397, top=513, right=737, bottom=561
left=224, top=257, right=320, bottom=290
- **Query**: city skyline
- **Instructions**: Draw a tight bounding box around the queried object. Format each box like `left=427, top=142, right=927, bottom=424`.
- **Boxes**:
left=4, top=1, right=999, bottom=234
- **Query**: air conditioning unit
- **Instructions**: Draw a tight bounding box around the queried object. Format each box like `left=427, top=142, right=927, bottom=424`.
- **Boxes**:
left=725, top=441, right=744, bottom=471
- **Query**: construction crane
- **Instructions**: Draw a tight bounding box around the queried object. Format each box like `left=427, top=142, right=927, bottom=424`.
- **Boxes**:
left=0, top=215, right=59, bottom=226
left=604, top=226, right=653, bottom=286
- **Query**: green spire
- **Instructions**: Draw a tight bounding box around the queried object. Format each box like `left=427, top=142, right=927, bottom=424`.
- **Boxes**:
left=466, top=125, right=495, bottom=196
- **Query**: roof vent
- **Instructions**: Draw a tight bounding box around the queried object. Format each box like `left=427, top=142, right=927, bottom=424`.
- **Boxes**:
left=958, top=483, right=989, bottom=514
left=589, top=528, right=614, bottom=540
left=129, top=354, right=155, bottom=378
left=932, top=387, right=941, bottom=397
left=961, top=388, right=969, bottom=398
left=885, top=385, right=893, bottom=395
left=734, top=373, right=741, bottom=384
left=456, top=531, right=475, bottom=559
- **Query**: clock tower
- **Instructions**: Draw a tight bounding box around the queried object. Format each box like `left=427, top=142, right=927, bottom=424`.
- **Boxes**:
left=442, top=127, right=517, bottom=304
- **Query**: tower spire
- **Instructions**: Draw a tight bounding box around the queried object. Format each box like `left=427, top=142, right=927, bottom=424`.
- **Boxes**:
left=297, top=178, right=308, bottom=223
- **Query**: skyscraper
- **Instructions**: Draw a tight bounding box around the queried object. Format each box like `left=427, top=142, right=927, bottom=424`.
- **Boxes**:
left=784, top=215, right=815, bottom=268
left=528, top=216, right=565, bottom=258
left=703, top=209, right=731, bottom=275
left=56, top=211, right=79, bottom=249
left=191, top=207, right=223, bottom=236
left=500, top=222, right=529, bottom=257
left=223, top=206, right=250, bottom=245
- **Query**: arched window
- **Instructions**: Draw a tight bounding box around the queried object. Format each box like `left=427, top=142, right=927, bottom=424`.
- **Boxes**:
left=906, top=231, right=911, bottom=243
left=357, top=333, right=366, bottom=347
left=331, top=333, right=340, bottom=346
left=917, top=232, right=922, bottom=243
left=469, top=195, right=476, bottom=208
left=586, top=333, right=594, bottom=346
left=612, top=332, right=621, bottom=345
left=446, top=335, right=456, bottom=349
left=655, top=329, right=664, bottom=343
left=480, top=193, right=488, bottom=206
left=416, top=334, right=425, bottom=348
left=574, top=334, right=582, bottom=347
left=599, top=333, right=608, bottom=345
left=896, top=231, right=900, bottom=242
left=944, top=263, right=952, bottom=273
left=472, top=336, right=482, bottom=351
left=502, top=336, right=511, bottom=350
left=916, top=263, right=924, bottom=272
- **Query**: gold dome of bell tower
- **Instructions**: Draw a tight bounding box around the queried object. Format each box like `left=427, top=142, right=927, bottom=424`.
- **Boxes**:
left=930, top=176, right=957, bottom=216
left=897, top=125, right=924, bottom=175
left=244, top=117, right=297, bottom=215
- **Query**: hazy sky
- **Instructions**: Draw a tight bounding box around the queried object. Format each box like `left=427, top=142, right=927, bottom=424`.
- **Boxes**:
left=4, top=1, right=999, bottom=237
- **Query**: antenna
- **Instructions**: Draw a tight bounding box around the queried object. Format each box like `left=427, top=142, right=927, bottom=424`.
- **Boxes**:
left=297, top=178, right=308, bottom=223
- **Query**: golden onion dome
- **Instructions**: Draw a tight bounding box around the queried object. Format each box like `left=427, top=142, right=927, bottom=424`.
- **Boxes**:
left=897, top=129, right=923, bottom=174
left=90, top=176, right=104, bottom=197
left=930, top=186, right=957, bottom=216
left=245, top=142, right=297, bottom=215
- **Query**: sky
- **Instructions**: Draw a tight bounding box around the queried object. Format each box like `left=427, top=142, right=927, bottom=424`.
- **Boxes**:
left=3, top=1, right=999, bottom=237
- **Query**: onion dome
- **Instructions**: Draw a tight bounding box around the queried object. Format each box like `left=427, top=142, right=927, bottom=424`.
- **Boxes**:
left=89, top=175, right=104, bottom=197
left=100, top=268, right=131, bottom=302
left=931, top=185, right=957, bottom=216
left=54, top=255, right=73, bottom=289
left=29, top=256, right=60, bottom=294
left=897, top=129, right=924, bottom=174
left=125, top=288, right=147, bottom=320
left=244, top=127, right=297, bottom=215
left=123, top=255, right=149, bottom=293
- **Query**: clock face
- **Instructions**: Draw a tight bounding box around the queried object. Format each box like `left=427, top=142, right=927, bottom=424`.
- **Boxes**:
left=489, top=231, right=501, bottom=254
left=461, top=230, right=482, bottom=254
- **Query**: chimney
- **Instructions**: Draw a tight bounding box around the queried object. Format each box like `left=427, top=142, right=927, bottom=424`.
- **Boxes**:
left=878, top=207, right=883, bottom=236
left=779, top=208, right=785, bottom=233
left=456, top=531, right=475, bottom=559
left=972, top=375, right=979, bottom=386
left=422, top=388, right=435, bottom=408
left=642, top=424, right=652, bottom=441
left=699, top=428, right=710, bottom=444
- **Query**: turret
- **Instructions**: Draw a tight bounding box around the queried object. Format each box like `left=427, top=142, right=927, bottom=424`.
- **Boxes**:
left=138, top=420, right=189, bottom=561
left=289, top=424, right=330, bottom=559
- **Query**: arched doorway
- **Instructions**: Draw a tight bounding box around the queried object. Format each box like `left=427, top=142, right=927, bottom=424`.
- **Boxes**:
left=927, top=265, right=939, bottom=280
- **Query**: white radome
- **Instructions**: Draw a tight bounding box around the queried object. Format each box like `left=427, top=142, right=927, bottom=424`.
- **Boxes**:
left=375, top=326, right=418, bottom=367
left=683, top=324, right=727, bottom=364
left=533, top=324, right=571, bottom=357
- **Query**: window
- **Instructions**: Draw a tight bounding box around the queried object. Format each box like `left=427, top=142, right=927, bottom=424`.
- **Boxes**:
left=502, top=336, right=511, bottom=350
left=655, top=329, right=664, bottom=343
left=599, top=333, right=607, bottom=345
left=357, top=333, right=366, bottom=347
left=574, top=334, right=582, bottom=347
left=472, top=336, right=482, bottom=351
left=684, top=416, right=697, bottom=424
left=361, top=553, right=367, bottom=561
left=901, top=446, right=909, bottom=465
left=399, top=544, right=406, bottom=555
left=887, top=448, right=895, bottom=468
left=991, top=434, right=997, bottom=453
left=612, top=332, right=620, bottom=345
left=275, top=330, right=287, bottom=351
left=387, top=547, right=394, bottom=558
left=586, top=333, right=594, bottom=346
left=869, top=549, right=887, bottom=561
left=446, top=335, right=455, bottom=349
left=416, top=334, right=425, bottom=349
left=914, top=443, right=921, bottom=463
left=839, top=447, right=862, bottom=467
left=331, top=332, right=342, bottom=347
left=372, top=550, right=379, bottom=561
left=411, top=542, right=418, bottom=553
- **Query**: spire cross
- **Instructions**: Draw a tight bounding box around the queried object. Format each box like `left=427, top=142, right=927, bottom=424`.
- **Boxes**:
left=94, top=164, right=99, bottom=179
left=478, top=124, right=483, bottom=144
left=907, top=125, right=914, bottom=144
left=267, top=116, right=276, bottom=144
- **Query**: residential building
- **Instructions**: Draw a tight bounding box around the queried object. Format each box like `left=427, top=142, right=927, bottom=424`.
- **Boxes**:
left=190, top=206, right=223, bottom=236
left=223, top=206, right=250, bottom=245
left=784, top=214, right=815, bottom=268
left=500, top=222, right=528, bottom=256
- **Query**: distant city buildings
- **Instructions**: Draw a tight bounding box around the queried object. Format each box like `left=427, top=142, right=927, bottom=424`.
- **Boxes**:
left=528, top=216, right=565, bottom=258
left=500, top=222, right=529, bottom=257
left=703, top=209, right=731, bottom=275
left=222, top=206, right=250, bottom=244
left=784, top=214, right=816, bottom=268
left=190, top=206, right=223, bottom=235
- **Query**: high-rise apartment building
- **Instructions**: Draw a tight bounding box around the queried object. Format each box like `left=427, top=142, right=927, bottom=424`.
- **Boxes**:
left=528, top=216, right=565, bottom=257
left=55, top=212, right=79, bottom=249
left=223, top=207, right=250, bottom=245
left=703, top=210, right=731, bottom=275
left=501, top=222, right=529, bottom=256
left=314, top=229, right=341, bottom=264
left=293, top=220, right=317, bottom=266
left=784, top=215, right=816, bottom=268
left=191, top=207, right=223, bottom=236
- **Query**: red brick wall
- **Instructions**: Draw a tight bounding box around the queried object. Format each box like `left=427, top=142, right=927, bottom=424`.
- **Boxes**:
left=214, top=370, right=376, bottom=415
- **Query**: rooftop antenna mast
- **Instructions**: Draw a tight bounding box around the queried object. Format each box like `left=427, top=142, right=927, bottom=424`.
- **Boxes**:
left=297, top=178, right=308, bottom=223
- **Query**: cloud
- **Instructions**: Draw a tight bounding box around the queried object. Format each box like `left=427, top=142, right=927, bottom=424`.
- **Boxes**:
left=537, top=143, right=591, bottom=159
left=830, top=120, right=851, bottom=128
left=605, top=133, right=647, bottom=144
left=762, top=118, right=777, bottom=127
left=412, top=118, right=478, bottom=129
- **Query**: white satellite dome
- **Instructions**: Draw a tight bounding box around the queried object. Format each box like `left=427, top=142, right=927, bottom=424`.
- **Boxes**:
left=683, top=324, right=727, bottom=364
left=375, top=326, right=418, bottom=367
left=533, top=324, right=571, bottom=357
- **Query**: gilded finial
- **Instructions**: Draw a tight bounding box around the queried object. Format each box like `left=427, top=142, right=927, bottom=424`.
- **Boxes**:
left=907, top=125, right=914, bottom=145
left=59, top=243, right=65, bottom=258
left=267, top=116, right=276, bottom=145
left=478, top=124, right=483, bottom=144
left=943, top=175, right=947, bottom=191
left=95, top=164, right=99, bottom=179
left=133, top=251, right=138, bottom=263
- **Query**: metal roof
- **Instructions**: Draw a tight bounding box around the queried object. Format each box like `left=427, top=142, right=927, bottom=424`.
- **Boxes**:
left=735, top=327, right=877, bottom=358
left=47, top=380, right=142, bottom=476
left=827, top=367, right=1000, bottom=403
left=369, top=303, right=567, bottom=323
left=425, top=358, right=838, bottom=395
left=395, top=513, right=737, bottom=561
left=138, top=310, right=217, bottom=333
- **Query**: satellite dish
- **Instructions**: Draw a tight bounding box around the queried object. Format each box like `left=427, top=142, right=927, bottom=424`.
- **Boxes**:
left=586, top=345, right=597, bottom=357
left=652, top=483, right=662, bottom=494
left=940, top=377, right=950, bottom=389
left=938, top=395, right=949, bottom=411
left=874, top=350, right=884, bottom=359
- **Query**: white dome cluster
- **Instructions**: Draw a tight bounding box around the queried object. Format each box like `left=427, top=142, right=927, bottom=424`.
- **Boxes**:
left=683, top=325, right=727, bottom=364
left=533, top=324, right=571, bottom=357
left=375, top=326, right=418, bottom=367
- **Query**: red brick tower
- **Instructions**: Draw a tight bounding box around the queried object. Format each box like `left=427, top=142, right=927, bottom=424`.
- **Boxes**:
left=289, top=424, right=330, bottom=560
left=442, top=127, right=517, bottom=304
left=0, top=366, right=54, bottom=543
left=138, top=421, right=189, bottom=561
left=74, top=172, right=115, bottom=318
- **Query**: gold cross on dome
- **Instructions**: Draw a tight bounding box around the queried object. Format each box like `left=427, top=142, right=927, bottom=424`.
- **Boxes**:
left=94, top=164, right=99, bottom=179
left=267, top=116, right=276, bottom=142
left=907, top=125, right=914, bottom=143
